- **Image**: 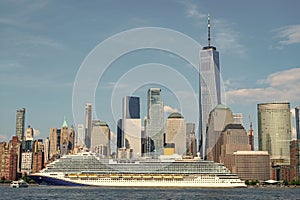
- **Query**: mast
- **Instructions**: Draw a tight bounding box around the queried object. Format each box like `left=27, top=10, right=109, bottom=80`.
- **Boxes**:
left=208, top=14, right=211, bottom=47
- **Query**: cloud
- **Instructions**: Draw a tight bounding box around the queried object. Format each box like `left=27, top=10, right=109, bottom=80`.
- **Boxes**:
left=0, top=134, right=8, bottom=142
left=226, top=67, right=300, bottom=104
left=16, top=36, right=64, bottom=49
left=258, top=68, right=300, bottom=87
left=164, top=105, right=179, bottom=113
left=0, top=61, right=23, bottom=71
left=0, top=18, right=22, bottom=27
left=214, top=19, right=246, bottom=56
left=33, top=129, right=40, bottom=137
left=0, top=72, right=73, bottom=89
left=181, top=1, right=246, bottom=56
left=275, top=25, right=300, bottom=45
left=182, top=1, right=206, bottom=21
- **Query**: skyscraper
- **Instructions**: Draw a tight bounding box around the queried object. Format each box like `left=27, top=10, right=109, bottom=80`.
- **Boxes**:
left=117, top=119, right=123, bottom=148
left=296, top=106, right=300, bottom=140
left=16, top=108, right=26, bottom=142
left=123, top=96, right=140, bottom=119
left=60, top=118, right=69, bottom=156
left=257, top=102, right=292, bottom=164
left=205, top=104, right=234, bottom=160
left=186, top=123, right=197, bottom=157
left=21, top=125, right=34, bottom=174
left=85, top=103, right=92, bottom=149
left=49, top=128, right=61, bottom=159
left=90, top=120, right=111, bottom=157
left=145, top=88, right=164, bottom=155
left=122, top=96, right=141, bottom=157
left=165, top=112, right=186, bottom=155
left=77, top=124, right=85, bottom=147
left=199, top=15, right=221, bottom=158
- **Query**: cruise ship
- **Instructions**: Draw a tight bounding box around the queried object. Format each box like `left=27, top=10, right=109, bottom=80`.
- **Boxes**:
left=29, top=152, right=246, bottom=188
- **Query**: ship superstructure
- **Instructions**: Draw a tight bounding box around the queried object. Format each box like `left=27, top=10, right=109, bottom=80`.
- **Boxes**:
left=29, top=152, right=246, bottom=188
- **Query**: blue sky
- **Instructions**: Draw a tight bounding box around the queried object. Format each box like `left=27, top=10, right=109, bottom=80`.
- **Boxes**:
left=1, top=0, right=300, bottom=150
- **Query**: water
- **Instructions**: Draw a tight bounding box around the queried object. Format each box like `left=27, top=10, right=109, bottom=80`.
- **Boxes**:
left=1, top=185, right=300, bottom=200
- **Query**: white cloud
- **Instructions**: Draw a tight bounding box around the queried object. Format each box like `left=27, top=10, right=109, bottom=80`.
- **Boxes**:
left=181, top=1, right=246, bottom=56
left=17, top=36, right=64, bottom=49
left=182, top=1, right=206, bottom=21
left=33, top=129, right=40, bottom=137
left=0, top=134, right=8, bottom=141
left=214, top=19, right=246, bottom=56
left=0, top=61, right=22, bottom=71
left=258, top=68, right=300, bottom=87
left=275, top=25, right=300, bottom=45
left=226, top=68, right=300, bottom=104
left=164, top=105, right=178, bottom=113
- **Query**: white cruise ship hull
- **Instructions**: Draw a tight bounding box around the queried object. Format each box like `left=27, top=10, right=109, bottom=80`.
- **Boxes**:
left=29, top=153, right=246, bottom=188
left=30, top=173, right=246, bottom=188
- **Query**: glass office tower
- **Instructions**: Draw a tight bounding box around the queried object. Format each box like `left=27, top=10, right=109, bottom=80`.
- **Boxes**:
left=145, top=88, right=164, bottom=155
left=296, top=106, right=300, bottom=140
left=257, top=102, right=292, bottom=164
left=122, top=96, right=141, bottom=157
left=199, top=15, right=221, bottom=158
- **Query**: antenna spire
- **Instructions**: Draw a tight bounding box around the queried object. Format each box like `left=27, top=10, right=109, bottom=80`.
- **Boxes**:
left=208, top=14, right=211, bottom=47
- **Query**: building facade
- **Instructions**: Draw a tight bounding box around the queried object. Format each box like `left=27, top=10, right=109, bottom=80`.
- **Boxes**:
left=296, top=106, right=300, bottom=140
left=49, top=128, right=60, bottom=159
left=123, top=119, right=141, bottom=157
left=0, top=136, right=21, bottom=181
left=290, top=140, right=300, bottom=181
left=123, top=96, right=140, bottom=119
left=21, top=126, right=34, bottom=174
left=233, top=151, right=270, bottom=181
left=76, top=124, right=85, bottom=147
left=85, top=103, right=92, bottom=149
left=16, top=108, right=26, bottom=142
left=117, top=119, right=123, bottom=149
left=233, top=113, right=243, bottom=125
left=145, top=88, right=164, bottom=155
left=206, top=104, right=234, bottom=160
left=199, top=15, right=221, bottom=157
left=186, top=123, right=197, bottom=157
left=121, top=96, right=141, bottom=157
left=217, top=124, right=251, bottom=170
left=165, top=113, right=186, bottom=155
left=90, top=120, right=111, bottom=157
left=257, top=102, right=292, bottom=164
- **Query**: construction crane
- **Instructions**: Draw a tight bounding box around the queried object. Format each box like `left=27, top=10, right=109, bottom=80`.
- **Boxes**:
left=248, top=115, right=254, bottom=150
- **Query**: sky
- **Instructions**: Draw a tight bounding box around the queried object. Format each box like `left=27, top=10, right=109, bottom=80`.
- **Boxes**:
left=1, top=0, right=300, bottom=150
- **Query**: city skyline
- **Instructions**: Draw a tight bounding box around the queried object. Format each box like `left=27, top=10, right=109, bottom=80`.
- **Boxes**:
left=0, top=1, right=300, bottom=145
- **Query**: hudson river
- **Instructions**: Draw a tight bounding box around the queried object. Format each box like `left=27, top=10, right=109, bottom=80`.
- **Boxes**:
left=1, top=185, right=300, bottom=199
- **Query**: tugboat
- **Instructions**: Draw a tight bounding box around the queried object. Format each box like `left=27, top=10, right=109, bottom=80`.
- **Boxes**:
left=10, top=180, right=28, bottom=188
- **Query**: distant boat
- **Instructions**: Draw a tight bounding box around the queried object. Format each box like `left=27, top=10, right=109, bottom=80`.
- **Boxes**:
left=10, top=180, right=28, bottom=188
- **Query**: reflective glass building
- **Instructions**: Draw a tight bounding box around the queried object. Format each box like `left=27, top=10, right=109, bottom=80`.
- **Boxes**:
left=199, top=45, right=221, bottom=158
left=16, top=108, right=26, bottom=141
left=257, top=102, right=292, bottom=164
left=145, top=88, right=164, bottom=154
left=296, top=106, right=300, bottom=140
left=123, top=96, right=140, bottom=119
left=199, top=15, right=221, bottom=158
left=122, top=96, right=141, bottom=157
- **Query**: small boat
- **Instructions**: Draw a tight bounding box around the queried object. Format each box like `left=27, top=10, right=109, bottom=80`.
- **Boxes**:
left=10, top=180, right=28, bottom=188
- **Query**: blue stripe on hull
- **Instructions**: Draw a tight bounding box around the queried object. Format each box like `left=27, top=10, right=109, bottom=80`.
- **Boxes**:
left=29, top=175, right=87, bottom=186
